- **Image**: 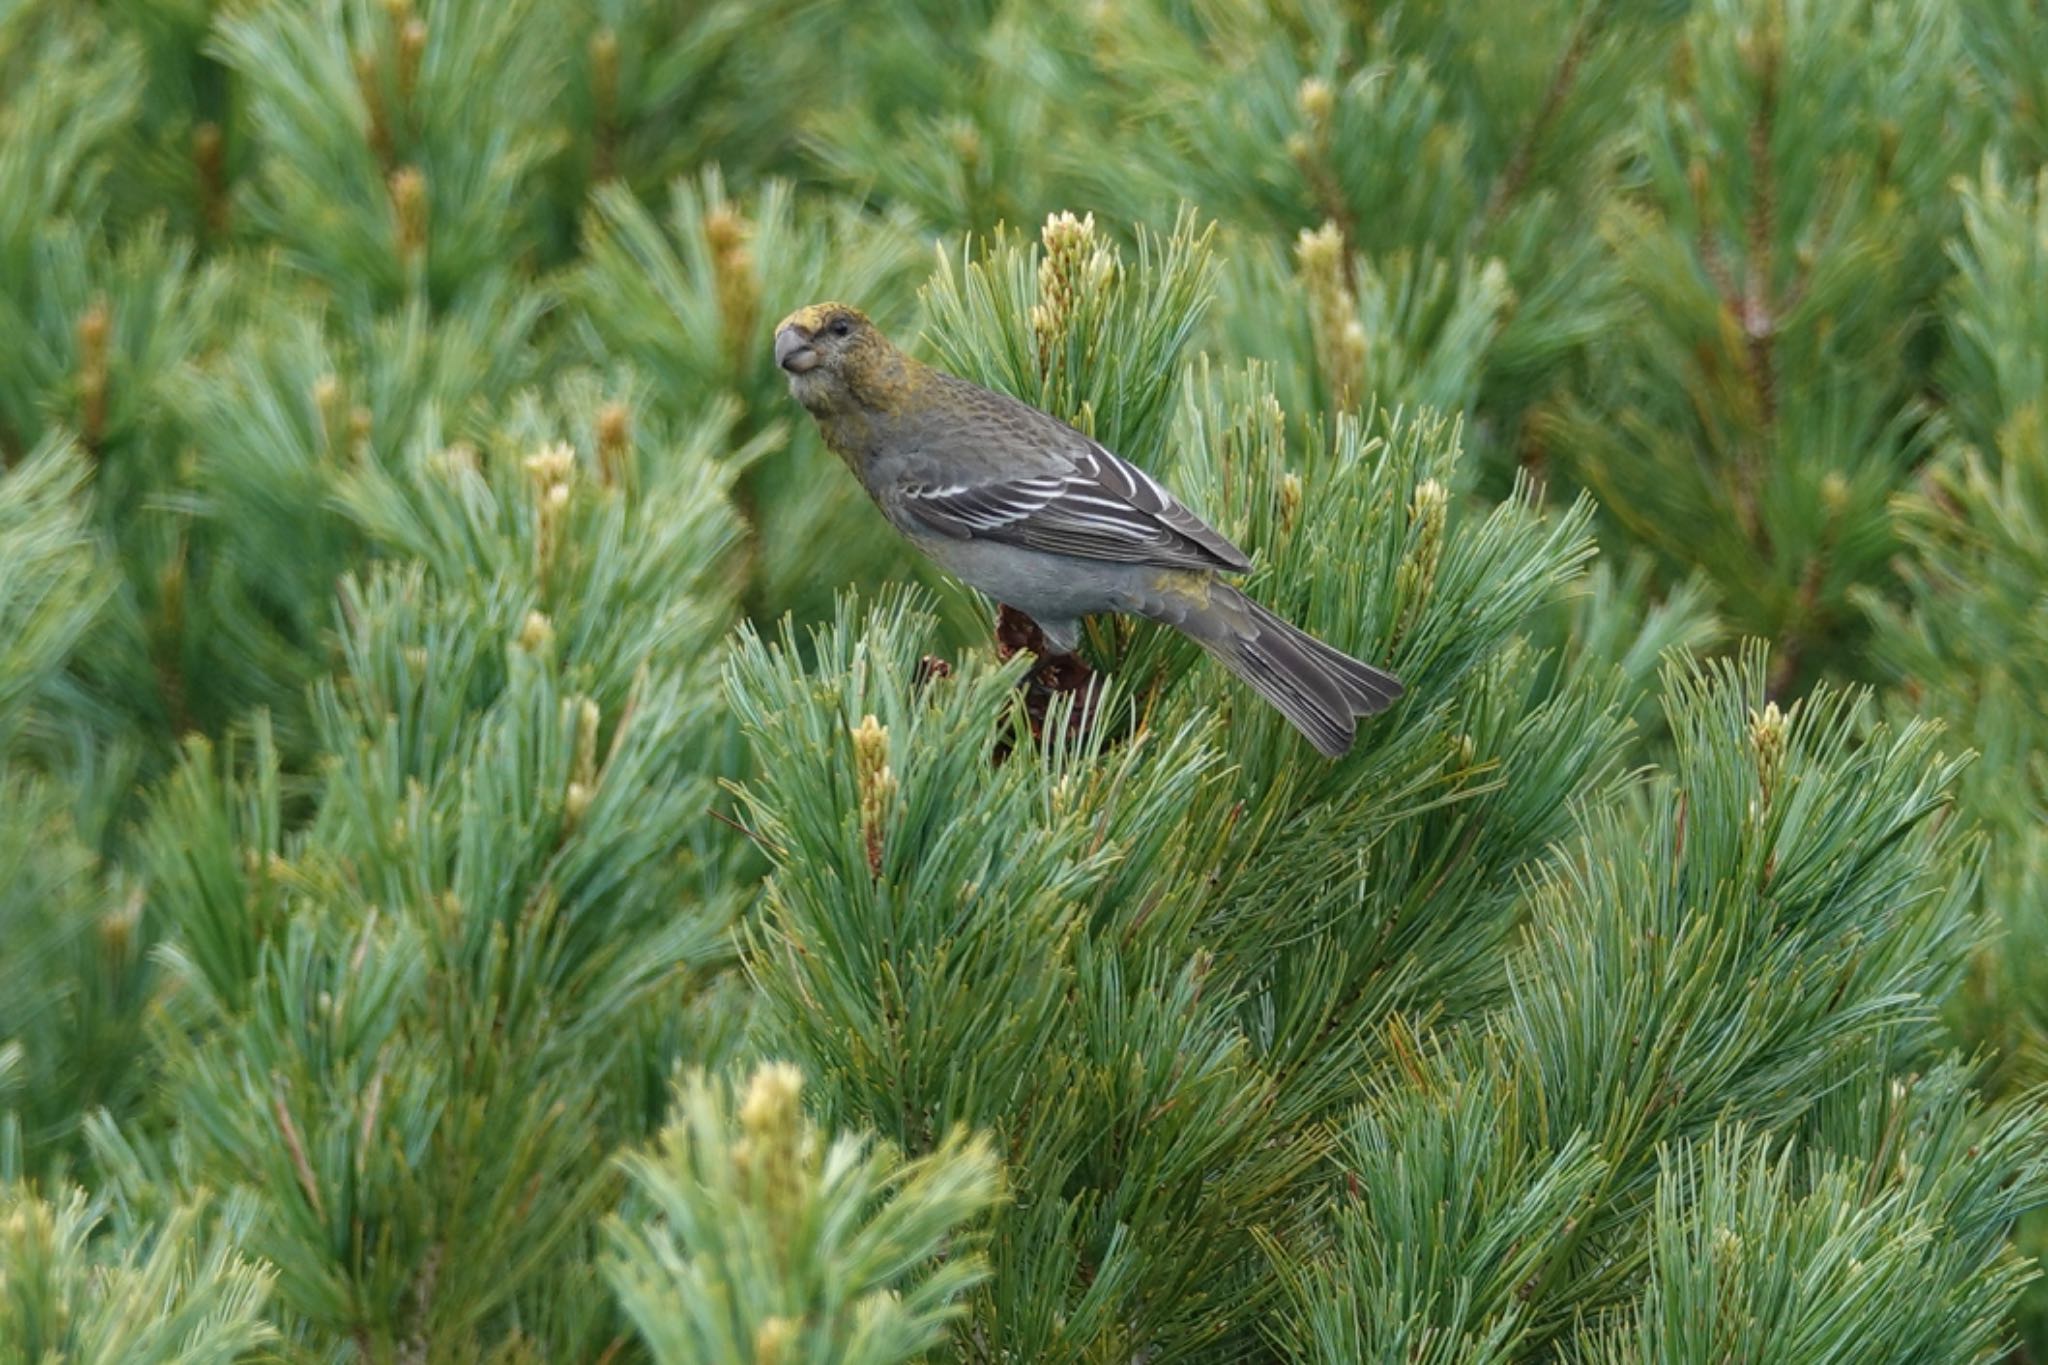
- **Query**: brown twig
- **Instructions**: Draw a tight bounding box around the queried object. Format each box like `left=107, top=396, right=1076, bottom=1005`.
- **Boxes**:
left=1767, top=550, right=1826, bottom=698
left=193, top=122, right=230, bottom=240
left=1714, top=11, right=1786, bottom=561
left=1740, top=30, right=1781, bottom=436
left=589, top=28, right=619, bottom=183
left=271, top=1078, right=326, bottom=1221
left=1485, top=12, right=1598, bottom=225
left=708, top=804, right=782, bottom=858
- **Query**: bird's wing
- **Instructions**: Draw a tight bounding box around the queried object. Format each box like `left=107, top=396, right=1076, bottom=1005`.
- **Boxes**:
left=902, top=438, right=1252, bottom=573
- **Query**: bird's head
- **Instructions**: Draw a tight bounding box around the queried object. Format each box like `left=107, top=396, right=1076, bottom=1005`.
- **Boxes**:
left=773, top=302, right=899, bottom=413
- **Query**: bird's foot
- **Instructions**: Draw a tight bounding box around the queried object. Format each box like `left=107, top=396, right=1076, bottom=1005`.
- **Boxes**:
left=993, top=603, right=1050, bottom=662
left=993, top=605, right=1103, bottom=753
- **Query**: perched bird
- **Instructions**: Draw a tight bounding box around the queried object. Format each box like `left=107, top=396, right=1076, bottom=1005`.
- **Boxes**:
left=773, top=302, right=1404, bottom=757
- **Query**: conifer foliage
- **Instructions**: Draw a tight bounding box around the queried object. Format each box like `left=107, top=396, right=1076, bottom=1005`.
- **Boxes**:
left=2, top=0, right=2044, bottom=1360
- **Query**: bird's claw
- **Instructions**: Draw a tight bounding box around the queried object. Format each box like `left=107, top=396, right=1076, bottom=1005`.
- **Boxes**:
left=991, top=605, right=1103, bottom=759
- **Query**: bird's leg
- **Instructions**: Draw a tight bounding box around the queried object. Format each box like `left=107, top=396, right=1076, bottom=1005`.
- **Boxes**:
left=993, top=605, right=1102, bottom=746
left=993, top=603, right=1048, bottom=661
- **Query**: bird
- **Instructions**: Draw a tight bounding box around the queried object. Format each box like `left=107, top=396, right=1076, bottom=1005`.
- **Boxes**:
left=772, top=302, right=1403, bottom=757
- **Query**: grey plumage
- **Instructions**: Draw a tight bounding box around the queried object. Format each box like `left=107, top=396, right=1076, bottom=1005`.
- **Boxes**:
left=1141, top=575, right=1403, bottom=757
left=898, top=374, right=1252, bottom=573
left=774, top=302, right=1405, bottom=757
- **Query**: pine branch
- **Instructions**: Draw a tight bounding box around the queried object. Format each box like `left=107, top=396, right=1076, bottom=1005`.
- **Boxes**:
left=0, top=1183, right=276, bottom=1363
left=605, top=1064, right=1002, bottom=1365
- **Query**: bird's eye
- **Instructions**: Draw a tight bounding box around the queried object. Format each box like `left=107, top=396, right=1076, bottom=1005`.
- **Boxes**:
left=828, top=318, right=853, bottom=338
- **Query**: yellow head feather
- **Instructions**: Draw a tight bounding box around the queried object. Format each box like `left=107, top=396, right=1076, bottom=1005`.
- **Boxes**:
left=776, top=301, right=872, bottom=336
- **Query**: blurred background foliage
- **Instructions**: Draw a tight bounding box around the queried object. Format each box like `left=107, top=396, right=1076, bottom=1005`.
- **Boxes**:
left=2, top=0, right=2047, bottom=1359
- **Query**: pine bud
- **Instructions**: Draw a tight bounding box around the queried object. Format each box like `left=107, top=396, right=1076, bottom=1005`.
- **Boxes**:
left=1410, top=477, right=1448, bottom=544
left=1290, top=77, right=1338, bottom=211
left=1297, top=75, right=1335, bottom=126
left=1295, top=222, right=1364, bottom=410
left=697, top=201, right=737, bottom=254
left=739, top=1062, right=803, bottom=1140
left=1339, top=317, right=1369, bottom=382
left=1293, top=220, right=1342, bottom=287
left=2, top=1199, right=59, bottom=1275
left=525, top=441, right=578, bottom=570
left=851, top=712, right=888, bottom=775
left=595, top=401, right=631, bottom=486
left=191, top=119, right=222, bottom=165
left=1748, top=700, right=1787, bottom=806
left=1034, top=210, right=1110, bottom=374
left=947, top=119, right=982, bottom=167
left=1262, top=390, right=1287, bottom=442
left=75, top=296, right=111, bottom=448
left=754, top=1317, right=798, bottom=1363
left=1278, top=471, right=1303, bottom=533
left=1711, top=1225, right=1742, bottom=1262
left=535, top=498, right=565, bottom=569
left=524, top=440, right=578, bottom=489
left=355, top=50, right=393, bottom=165
left=389, top=166, right=427, bottom=263
left=1479, top=257, right=1511, bottom=306
left=1072, top=398, right=1098, bottom=439
left=97, top=889, right=143, bottom=962
left=1050, top=772, right=1075, bottom=816
left=704, top=206, right=759, bottom=371
left=851, top=713, right=896, bottom=880
left=518, top=610, right=555, bottom=654
left=394, top=17, right=427, bottom=100
left=736, top=1063, right=806, bottom=1212
left=1395, top=479, right=1449, bottom=621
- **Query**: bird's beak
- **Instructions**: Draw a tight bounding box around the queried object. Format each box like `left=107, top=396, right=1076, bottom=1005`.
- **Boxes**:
left=775, top=325, right=819, bottom=375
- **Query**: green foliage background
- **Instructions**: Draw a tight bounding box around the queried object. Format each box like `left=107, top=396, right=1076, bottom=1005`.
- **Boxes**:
left=2, top=0, right=2046, bottom=1360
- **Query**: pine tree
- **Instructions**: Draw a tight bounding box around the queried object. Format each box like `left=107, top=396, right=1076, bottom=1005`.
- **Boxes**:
left=0, top=1178, right=275, bottom=1365
left=1546, top=0, right=1983, bottom=693
left=2, top=0, right=2044, bottom=1361
left=604, top=1063, right=1001, bottom=1365
left=1861, top=159, right=2048, bottom=1355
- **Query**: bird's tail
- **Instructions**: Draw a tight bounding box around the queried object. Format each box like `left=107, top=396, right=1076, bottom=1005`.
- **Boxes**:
left=1179, top=583, right=1403, bottom=758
